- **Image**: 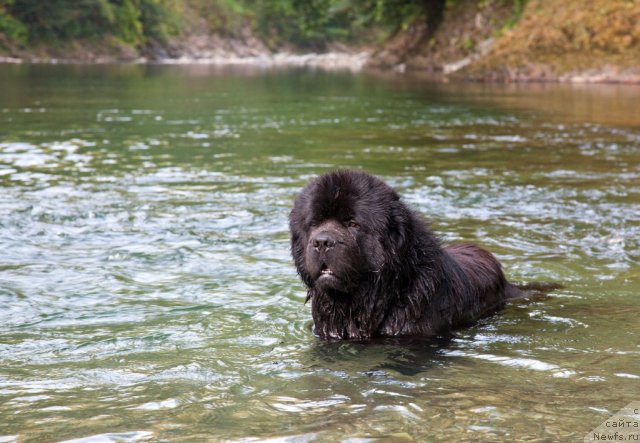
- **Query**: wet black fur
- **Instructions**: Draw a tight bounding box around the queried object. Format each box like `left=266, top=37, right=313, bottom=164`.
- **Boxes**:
left=289, top=170, right=525, bottom=340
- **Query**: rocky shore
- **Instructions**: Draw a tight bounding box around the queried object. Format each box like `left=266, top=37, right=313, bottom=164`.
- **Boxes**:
left=3, top=50, right=638, bottom=84
left=0, top=51, right=370, bottom=71
left=0, top=23, right=370, bottom=72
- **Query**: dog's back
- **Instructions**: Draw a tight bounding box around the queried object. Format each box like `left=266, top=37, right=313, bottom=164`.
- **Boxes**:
left=442, top=243, right=510, bottom=325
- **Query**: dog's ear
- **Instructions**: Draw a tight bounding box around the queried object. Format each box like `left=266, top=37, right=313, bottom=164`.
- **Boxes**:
left=290, top=207, right=314, bottom=289
left=389, top=200, right=412, bottom=253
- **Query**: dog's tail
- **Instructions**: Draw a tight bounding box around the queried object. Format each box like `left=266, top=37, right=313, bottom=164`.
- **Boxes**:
left=505, top=281, right=563, bottom=300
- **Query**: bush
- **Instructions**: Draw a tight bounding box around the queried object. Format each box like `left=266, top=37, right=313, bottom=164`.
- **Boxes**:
left=0, top=0, right=27, bottom=44
left=4, top=0, right=182, bottom=46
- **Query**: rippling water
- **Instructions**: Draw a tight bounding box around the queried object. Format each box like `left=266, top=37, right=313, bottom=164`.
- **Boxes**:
left=1, top=64, right=639, bottom=442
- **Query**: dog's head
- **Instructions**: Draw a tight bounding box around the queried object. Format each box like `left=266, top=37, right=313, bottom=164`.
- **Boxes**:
left=289, top=170, right=412, bottom=296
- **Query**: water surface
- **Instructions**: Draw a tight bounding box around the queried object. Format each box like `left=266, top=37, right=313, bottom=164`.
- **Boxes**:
left=1, top=64, right=639, bottom=442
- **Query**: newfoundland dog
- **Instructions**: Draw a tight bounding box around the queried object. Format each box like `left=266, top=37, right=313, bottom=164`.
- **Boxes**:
left=290, top=170, right=540, bottom=341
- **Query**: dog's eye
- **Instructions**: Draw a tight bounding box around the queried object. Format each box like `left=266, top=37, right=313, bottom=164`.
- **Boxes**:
left=346, top=220, right=360, bottom=229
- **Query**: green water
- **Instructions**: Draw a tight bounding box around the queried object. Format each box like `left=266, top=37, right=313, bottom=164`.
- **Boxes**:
left=1, top=64, right=639, bottom=442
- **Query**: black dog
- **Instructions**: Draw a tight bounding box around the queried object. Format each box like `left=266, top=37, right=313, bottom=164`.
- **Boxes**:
left=290, top=170, right=534, bottom=340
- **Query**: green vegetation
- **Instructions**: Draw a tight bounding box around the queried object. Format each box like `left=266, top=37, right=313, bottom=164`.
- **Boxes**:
left=0, top=0, right=183, bottom=47
left=0, top=0, right=451, bottom=51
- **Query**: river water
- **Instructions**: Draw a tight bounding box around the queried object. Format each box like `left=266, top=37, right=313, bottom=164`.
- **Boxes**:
left=1, top=64, right=639, bottom=442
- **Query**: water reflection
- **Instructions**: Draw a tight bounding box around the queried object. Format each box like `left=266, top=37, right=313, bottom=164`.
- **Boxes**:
left=311, top=337, right=452, bottom=376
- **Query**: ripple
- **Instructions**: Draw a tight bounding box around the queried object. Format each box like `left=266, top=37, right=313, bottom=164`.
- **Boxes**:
left=1, top=67, right=639, bottom=442
left=59, top=432, right=153, bottom=443
left=444, top=350, right=576, bottom=378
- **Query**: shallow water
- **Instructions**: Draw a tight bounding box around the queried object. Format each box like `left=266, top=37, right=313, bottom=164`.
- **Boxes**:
left=1, top=64, right=639, bottom=442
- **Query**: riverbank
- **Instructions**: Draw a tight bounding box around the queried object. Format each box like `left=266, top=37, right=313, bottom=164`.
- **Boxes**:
left=1, top=0, right=639, bottom=83
left=0, top=51, right=370, bottom=71
left=0, top=17, right=370, bottom=71
left=458, top=0, right=640, bottom=84
left=3, top=50, right=638, bottom=84
left=364, top=0, right=640, bottom=84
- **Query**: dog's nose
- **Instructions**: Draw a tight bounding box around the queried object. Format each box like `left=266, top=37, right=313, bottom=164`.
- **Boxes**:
left=312, top=232, right=336, bottom=252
